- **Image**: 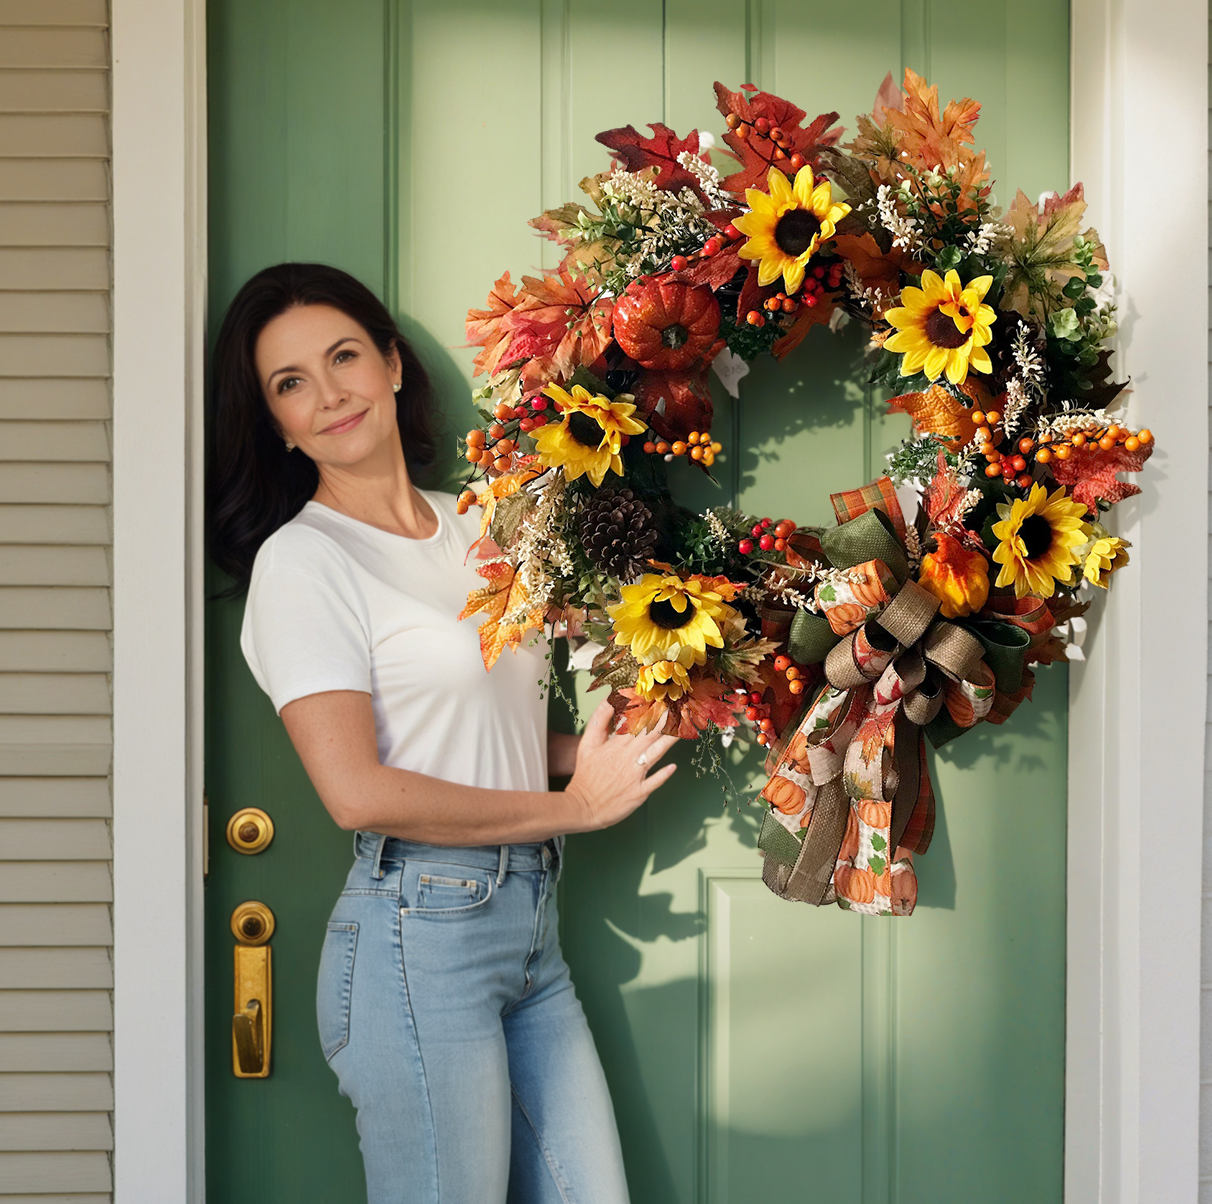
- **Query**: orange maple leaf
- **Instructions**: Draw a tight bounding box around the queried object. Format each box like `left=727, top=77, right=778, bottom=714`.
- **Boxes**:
left=466, top=272, right=524, bottom=378
left=885, top=383, right=978, bottom=450
left=458, top=560, right=545, bottom=671
left=830, top=233, right=917, bottom=309
left=1048, top=441, right=1153, bottom=512
left=883, top=69, right=983, bottom=177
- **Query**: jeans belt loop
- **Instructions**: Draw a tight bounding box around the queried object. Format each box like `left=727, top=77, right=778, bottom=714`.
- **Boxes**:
left=370, top=833, right=388, bottom=881
left=496, top=844, right=509, bottom=886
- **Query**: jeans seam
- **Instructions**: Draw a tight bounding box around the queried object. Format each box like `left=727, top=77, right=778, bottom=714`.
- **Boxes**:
left=503, top=868, right=550, bottom=1015
left=511, top=1085, right=575, bottom=1204
left=393, top=894, right=442, bottom=1201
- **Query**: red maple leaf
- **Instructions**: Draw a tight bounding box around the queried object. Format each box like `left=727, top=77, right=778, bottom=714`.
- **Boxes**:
left=713, top=81, right=841, bottom=194
left=1048, top=441, right=1153, bottom=512
left=595, top=122, right=707, bottom=198
left=667, top=245, right=744, bottom=291
left=771, top=294, right=837, bottom=360
left=924, top=450, right=965, bottom=526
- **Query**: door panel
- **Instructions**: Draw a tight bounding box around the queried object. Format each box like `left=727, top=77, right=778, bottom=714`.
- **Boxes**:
left=206, top=3, right=1070, bottom=1201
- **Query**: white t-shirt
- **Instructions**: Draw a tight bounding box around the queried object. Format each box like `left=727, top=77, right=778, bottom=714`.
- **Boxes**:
left=240, top=489, right=549, bottom=793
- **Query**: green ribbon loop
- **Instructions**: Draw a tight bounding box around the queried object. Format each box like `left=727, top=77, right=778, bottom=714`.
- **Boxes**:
left=820, top=508, right=909, bottom=585
left=967, top=620, right=1031, bottom=694
left=787, top=609, right=840, bottom=665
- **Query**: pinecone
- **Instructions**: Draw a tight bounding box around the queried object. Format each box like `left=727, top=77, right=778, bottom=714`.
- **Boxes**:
left=579, top=488, right=659, bottom=580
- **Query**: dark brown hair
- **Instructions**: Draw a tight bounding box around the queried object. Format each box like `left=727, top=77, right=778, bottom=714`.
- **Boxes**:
left=207, top=263, right=437, bottom=591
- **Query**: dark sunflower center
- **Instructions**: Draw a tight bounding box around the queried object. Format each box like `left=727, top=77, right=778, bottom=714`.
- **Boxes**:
left=661, top=323, right=689, bottom=349
left=925, top=308, right=969, bottom=349
left=1018, top=514, right=1054, bottom=560
left=567, top=411, right=604, bottom=447
left=648, top=597, right=692, bottom=630
left=774, top=209, right=821, bottom=257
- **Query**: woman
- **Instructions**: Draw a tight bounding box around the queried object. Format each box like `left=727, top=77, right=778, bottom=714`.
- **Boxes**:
left=207, top=263, right=677, bottom=1204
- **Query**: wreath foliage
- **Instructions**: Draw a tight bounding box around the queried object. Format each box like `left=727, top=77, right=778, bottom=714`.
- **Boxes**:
left=456, top=71, right=1153, bottom=915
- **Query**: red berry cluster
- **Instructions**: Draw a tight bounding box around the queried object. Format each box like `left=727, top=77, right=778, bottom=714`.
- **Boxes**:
left=737, top=517, right=795, bottom=556
left=738, top=689, right=778, bottom=747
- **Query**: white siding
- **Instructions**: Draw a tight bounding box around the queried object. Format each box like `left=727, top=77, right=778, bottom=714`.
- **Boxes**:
left=0, top=0, right=112, bottom=1199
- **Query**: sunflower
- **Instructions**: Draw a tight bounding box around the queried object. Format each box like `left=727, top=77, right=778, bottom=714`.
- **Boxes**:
left=733, top=166, right=851, bottom=294
left=884, top=269, right=996, bottom=386
left=532, top=383, right=647, bottom=487
left=991, top=484, right=1089, bottom=599
left=607, top=573, right=734, bottom=667
left=1080, top=530, right=1131, bottom=588
left=635, top=659, right=691, bottom=703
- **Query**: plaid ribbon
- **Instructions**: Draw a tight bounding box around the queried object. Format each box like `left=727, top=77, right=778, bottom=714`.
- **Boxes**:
left=830, top=477, right=906, bottom=538
left=757, top=477, right=1016, bottom=918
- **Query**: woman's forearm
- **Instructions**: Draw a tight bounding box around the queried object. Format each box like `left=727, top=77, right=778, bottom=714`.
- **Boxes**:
left=329, top=762, right=590, bottom=845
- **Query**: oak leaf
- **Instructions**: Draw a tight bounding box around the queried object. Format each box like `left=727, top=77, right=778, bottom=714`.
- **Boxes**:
left=458, top=560, right=546, bottom=672
left=713, top=81, right=841, bottom=194
left=883, top=68, right=982, bottom=174
left=1047, top=441, right=1152, bottom=512
left=595, top=122, right=707, bottom=199
left=885, top=384, right=978, bottom=450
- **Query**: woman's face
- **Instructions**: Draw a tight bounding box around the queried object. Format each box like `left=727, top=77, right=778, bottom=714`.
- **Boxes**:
left=255, top=303, right=403, bottom=469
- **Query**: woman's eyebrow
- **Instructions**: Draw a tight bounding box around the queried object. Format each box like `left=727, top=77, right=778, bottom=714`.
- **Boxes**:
left=268, top=336, right=363, bottom=382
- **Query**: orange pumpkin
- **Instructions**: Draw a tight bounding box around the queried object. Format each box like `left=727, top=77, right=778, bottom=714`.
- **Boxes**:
left=762, top=774, right=806, bottom=815
left=834, top=864, right=876, bottom=905
left=848, top=560, right=894, bottom=608
left=855, top=800, right=892, bottom=830
left=823, top=600, right=867, bottom=636
left=838, top=809, right=860, bottom=861
left=873, top=870, right=893, bottom=896
left=612, top=278, right=721, bottom=371
left=918, top=532, right=989, bottom=619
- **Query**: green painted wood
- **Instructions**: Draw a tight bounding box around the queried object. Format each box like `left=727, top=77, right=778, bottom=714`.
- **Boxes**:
left=205, top=3, right=1070, bottom=1201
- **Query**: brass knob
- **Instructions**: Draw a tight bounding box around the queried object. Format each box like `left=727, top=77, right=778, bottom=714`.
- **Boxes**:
left=231, top=900, right=275, bottom=946
left=226, top=807, right=274, bottom=855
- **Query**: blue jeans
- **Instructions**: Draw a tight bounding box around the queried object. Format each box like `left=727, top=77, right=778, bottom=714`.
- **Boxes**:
left=316, top=833, right=630, bottom=1204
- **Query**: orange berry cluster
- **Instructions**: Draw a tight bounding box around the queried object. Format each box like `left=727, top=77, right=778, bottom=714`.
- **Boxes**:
left=463, top=397, right=554, bottom=475
left=642, top=430, right=722, bottom=467
left=971, top=407, right=1036, bottom=488
left=773, top=653, right=808, bottom=696
left=1033, top=423, right=1153, bottom=465
left=738, top=516, right=794, bottom=555
left=724, top=112, right=807, bottom=171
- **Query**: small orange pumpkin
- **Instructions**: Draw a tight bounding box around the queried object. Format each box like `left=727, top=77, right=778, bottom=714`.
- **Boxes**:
left=848, top=560, right=895, bottom=608
left=762, top=774, right=806, bottom=815
left=891, top=865, right=918, bottom=916
left=873, top=870, right=893, bottom=896
left=834, top=864, right=876, bottom=905
left=612, top=278, right=722, bottom=371
left=823, top=601, right=867, bottom=636
left=855, top=800, right=892, bottom=830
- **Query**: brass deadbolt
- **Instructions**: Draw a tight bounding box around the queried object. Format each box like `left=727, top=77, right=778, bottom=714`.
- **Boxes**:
left=226, top=807, right=274, bottom=855
left=231, top=900, right=275, bottom=946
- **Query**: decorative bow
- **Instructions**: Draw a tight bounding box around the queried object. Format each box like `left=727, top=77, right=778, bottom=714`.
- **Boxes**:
left=757, top=479, right=1038, bottom=916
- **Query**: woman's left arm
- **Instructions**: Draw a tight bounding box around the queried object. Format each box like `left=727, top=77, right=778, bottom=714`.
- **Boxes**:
left=548, top=730, right=580, bottom=777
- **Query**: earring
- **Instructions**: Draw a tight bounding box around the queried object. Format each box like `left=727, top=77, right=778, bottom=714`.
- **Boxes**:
left=284, top=438, right=295, bottom=452
left=393, top=382, right=401, bottom=393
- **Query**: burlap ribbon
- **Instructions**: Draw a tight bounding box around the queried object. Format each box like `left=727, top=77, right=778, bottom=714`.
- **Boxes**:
left=757, top=479, right=1033, bottom=917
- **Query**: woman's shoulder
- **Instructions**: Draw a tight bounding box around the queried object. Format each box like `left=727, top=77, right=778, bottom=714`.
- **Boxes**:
left=251, top=504, right=358, bottom=586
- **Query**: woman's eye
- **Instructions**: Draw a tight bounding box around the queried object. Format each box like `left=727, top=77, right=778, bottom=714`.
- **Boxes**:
left=277, top=376, right=302, bottom=394
left=334, top=349, right=356, bottom=364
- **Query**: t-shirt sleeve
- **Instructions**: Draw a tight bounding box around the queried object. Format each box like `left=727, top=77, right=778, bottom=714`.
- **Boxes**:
left=240, top=560, right=371, bottom=714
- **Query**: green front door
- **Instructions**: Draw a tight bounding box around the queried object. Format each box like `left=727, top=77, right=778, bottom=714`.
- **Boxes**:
left=205, top=4, right=1070, bottom=1201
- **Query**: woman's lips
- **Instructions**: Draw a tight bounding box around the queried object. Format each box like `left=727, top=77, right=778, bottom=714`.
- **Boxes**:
left=318, top=409, right=368, bottom=436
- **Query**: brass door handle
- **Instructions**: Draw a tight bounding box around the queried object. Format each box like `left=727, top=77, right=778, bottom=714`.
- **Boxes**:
left=231, top=902, right=274, bottom=1079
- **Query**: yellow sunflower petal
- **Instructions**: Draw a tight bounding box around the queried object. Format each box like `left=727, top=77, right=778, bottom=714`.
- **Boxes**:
left=767, top=167, right=793, bottom=206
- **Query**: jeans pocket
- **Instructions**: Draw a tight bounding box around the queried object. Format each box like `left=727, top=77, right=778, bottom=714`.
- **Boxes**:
left=316, top=922, right=358, bottom=1061
left=402, top=863, right=494, bottom=916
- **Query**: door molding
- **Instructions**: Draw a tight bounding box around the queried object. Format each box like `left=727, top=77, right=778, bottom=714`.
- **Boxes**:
left=107, top=2, right=1207, bottom=1201
left=1067, top=3, right=1208, bottom=1201
left=110, top=0, right=207, bottom=1199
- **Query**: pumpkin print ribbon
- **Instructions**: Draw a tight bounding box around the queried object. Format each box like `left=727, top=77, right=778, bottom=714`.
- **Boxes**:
left=756, top=479, right=1028, bottom=917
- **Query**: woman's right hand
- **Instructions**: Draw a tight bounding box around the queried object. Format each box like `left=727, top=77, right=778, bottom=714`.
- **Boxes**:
left=564, top=700, right=680, bottom=832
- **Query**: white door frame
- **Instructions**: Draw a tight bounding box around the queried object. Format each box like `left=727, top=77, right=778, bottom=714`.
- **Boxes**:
left=107, top=1, right=1208, bottom=1200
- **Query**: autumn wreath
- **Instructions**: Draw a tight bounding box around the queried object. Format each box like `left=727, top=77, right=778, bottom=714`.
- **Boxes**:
left=457, top=71, right=1153, bottom=915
